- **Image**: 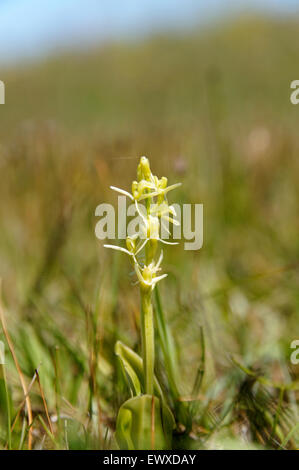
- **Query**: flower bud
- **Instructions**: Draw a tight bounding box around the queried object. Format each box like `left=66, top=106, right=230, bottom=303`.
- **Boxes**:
left=159, top=176, right=168, bottom=189
left=147, top=215, right=160, bottom=239
left=142, top=266, right=152, bottom=283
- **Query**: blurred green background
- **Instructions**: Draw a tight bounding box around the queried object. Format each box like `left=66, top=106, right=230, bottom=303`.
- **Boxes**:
left=0, top=4, right=298, bottom=450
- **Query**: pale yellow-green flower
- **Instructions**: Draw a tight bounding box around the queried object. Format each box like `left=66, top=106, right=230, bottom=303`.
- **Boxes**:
left=105, top=156, right=181, bottom=291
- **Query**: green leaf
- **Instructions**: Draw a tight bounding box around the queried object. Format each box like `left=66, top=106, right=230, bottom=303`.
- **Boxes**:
left=115, top=341, right=141, bottom=396
left=115, top=341, right=165, bottom=400
left=116, top=394, right=175, bottom=450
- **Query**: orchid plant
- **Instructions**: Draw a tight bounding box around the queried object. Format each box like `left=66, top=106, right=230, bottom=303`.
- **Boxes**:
left=104, top=156, right=181, bottom=450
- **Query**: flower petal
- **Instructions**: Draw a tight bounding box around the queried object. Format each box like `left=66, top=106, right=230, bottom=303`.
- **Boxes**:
left=159, top=238, right=179, bottom=245
left=104, top=244, right=132, bottom=256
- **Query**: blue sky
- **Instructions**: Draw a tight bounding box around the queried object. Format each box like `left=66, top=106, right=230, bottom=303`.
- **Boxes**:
left=0, top=0, right=298, bottom=64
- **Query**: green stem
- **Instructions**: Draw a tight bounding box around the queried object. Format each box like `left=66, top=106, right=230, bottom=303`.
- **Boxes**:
left=140, top=179, right=155, bottom=395
left=141, top=288, right=154, bottom=395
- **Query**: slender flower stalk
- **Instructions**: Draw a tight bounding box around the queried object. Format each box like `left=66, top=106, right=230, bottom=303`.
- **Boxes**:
left=104, top=156, right=181, bottom=396
left=140, top=280, right=154, bottom=394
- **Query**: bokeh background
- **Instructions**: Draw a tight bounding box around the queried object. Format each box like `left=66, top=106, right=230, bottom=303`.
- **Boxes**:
left=0, top=0, right=298, bottom=450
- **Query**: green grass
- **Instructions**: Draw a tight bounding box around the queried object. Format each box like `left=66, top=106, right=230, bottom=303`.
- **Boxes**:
left=0, top=14, right=298, bottom=449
